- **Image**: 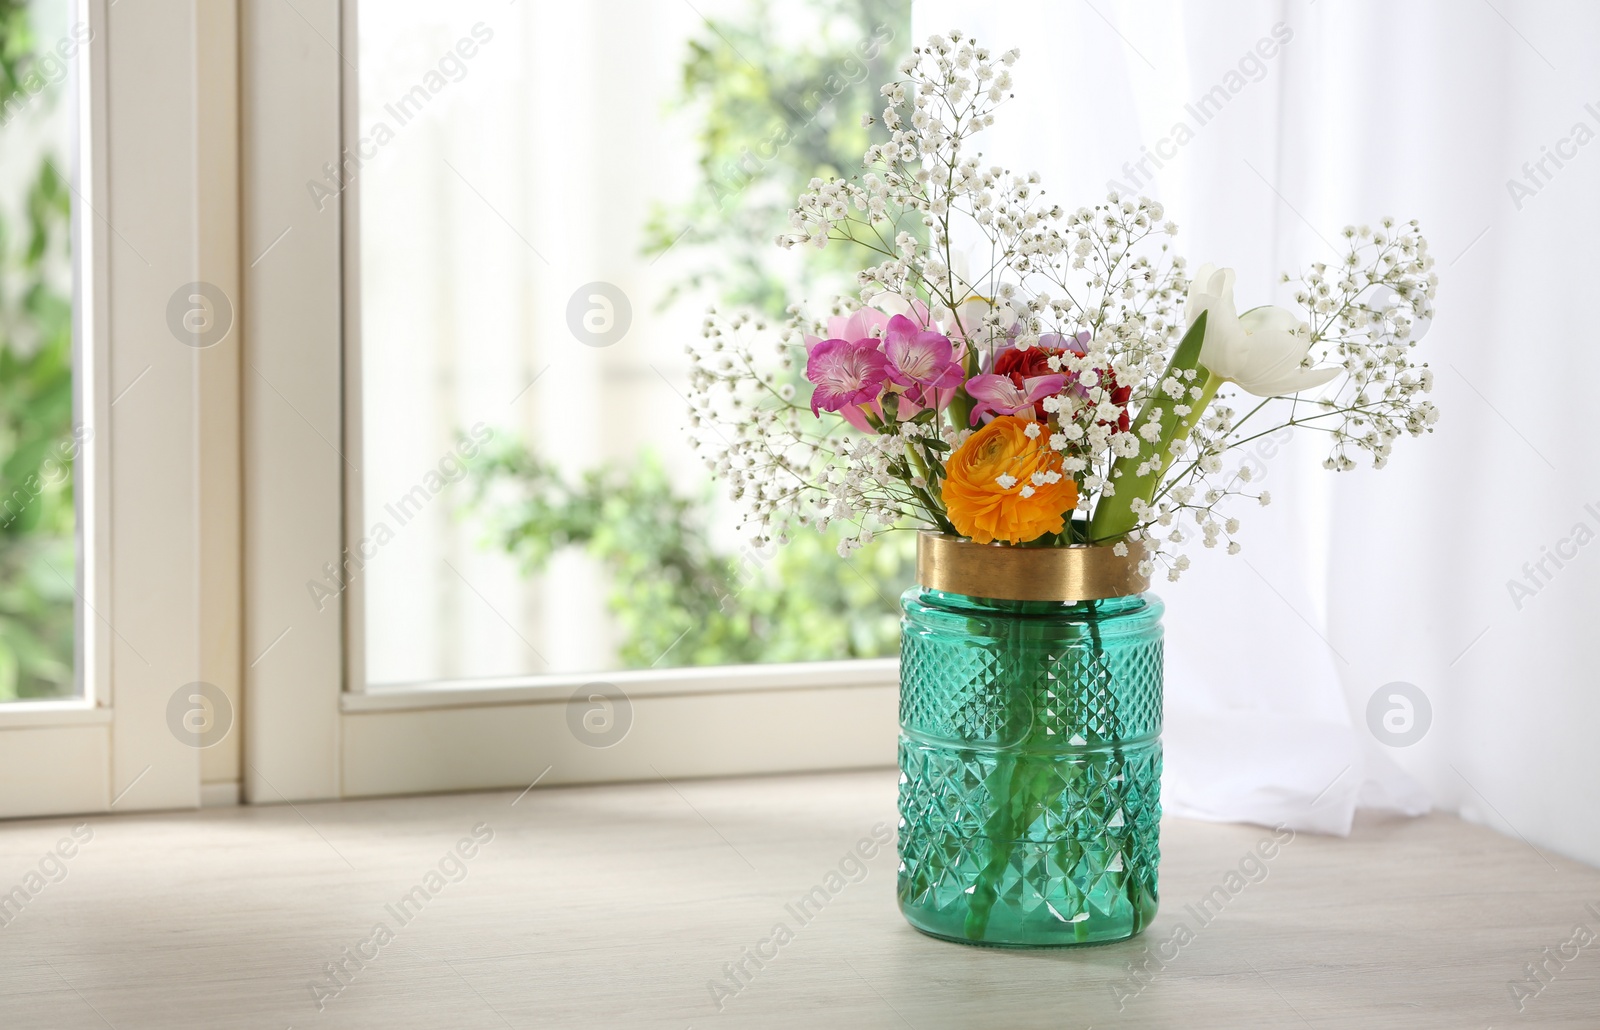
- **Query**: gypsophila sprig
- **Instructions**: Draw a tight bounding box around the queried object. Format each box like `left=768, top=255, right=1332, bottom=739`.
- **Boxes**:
left=687, top=32, right=1441, bottom=576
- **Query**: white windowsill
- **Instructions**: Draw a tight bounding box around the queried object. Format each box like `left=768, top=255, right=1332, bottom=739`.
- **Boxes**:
left=0, top=700, right=110, bottom=728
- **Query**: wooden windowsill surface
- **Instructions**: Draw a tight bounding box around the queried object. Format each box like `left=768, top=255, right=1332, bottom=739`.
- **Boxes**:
left=0, top=769, right=1595, bottom=1028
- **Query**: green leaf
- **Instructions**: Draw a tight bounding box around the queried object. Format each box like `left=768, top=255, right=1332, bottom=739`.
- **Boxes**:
left=1087, top=311, right=1218, bottom=542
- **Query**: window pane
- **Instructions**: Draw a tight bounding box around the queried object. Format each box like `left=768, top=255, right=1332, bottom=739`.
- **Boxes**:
left=356, top=0, right=912, bottom=685
left=0, top=0, right=80, bottom=701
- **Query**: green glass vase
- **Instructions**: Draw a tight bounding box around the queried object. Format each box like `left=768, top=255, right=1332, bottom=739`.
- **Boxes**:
left=897, top=583, right=1164, bottom=947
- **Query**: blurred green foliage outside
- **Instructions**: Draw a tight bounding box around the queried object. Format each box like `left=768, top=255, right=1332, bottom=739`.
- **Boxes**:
left=0, top=0, right=77, bottom=700
left=644, top=0, right=911, bottom=319
left=471, top=447, right=912, bottom=668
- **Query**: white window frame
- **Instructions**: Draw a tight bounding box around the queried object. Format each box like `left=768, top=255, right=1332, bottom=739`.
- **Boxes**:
left=0, top=0, right=217, bottom=818
left=241, top=0, right=898, bottom=803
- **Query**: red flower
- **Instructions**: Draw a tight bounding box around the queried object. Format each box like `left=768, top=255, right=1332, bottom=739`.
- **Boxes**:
left=1102, top=375, right=1133, bottom=433
left=991, top=344, right=1133, bottom=431
left=993, top=345, right=1061, bottom=380
left=993, top=346, right=1066, bottom=419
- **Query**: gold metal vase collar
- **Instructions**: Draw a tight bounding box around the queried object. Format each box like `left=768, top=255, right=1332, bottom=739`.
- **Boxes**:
left=915, top=532, right=1148, bottom=603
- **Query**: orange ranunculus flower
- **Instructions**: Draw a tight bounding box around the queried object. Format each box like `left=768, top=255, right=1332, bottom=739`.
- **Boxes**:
left=940, top=416, right=1078, bottom=544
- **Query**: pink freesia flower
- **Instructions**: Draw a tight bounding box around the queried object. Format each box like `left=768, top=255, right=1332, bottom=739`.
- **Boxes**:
left=1038, top=330, right=1092, bottom=355
left=806, top=337, right=889, bottom=417
left=800, top=298, right=950, bottom=428
left=964, top=371, right=1067, bottom=425
left=881, top=315, right=963, bottom=405
left=832, top=392, right=926, bottom=432
left=821, top=307, right=892, bottom=345
left=816, top=296, right=935, bottom=346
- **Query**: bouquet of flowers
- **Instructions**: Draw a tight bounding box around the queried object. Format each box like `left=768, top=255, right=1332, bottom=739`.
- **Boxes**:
left=688, top=31, right=1439, bottom=575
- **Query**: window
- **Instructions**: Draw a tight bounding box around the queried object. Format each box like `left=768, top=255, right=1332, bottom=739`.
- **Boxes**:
left=0, top=0, right=88, bottom=702
left=241, top=0, right=908, bottom=802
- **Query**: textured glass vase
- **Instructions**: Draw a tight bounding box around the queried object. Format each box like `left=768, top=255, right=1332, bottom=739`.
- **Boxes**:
left=897, top=586, right=1164, bottom=946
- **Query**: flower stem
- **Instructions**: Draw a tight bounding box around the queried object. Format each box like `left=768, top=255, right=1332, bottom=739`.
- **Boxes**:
left=964, top=607, right=1037, bottom=940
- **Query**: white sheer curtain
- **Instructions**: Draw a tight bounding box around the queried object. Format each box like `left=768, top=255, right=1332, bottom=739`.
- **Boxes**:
left=915, top=0, right=1600, bottom=862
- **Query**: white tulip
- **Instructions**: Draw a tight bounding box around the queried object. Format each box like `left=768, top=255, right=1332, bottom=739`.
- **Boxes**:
left=1185, top=264, right=1341, bottom=397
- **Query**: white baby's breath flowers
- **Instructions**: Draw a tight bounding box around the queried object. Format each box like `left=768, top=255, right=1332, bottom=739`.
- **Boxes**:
left=688, top=34, right=1439, bottom=578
